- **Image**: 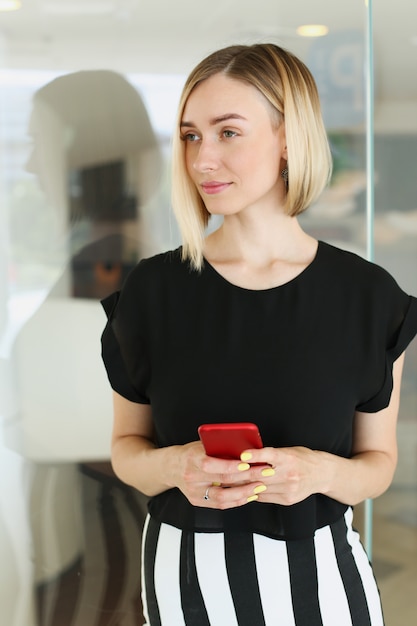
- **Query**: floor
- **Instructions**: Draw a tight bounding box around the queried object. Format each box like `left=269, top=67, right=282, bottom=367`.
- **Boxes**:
left=35, top=466, right=417, bottom=626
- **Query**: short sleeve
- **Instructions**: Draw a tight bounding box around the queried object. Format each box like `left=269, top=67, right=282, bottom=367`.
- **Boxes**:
left=356, top=294, right=417, bottom=413
left=101, top=290, right=150, bottom=404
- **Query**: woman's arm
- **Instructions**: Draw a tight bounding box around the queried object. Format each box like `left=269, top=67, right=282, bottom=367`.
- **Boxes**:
left=243, top=353, right=405, bottom=506
left=110, top=391, right=260, bottom=503
left=111, top=391, right=183, bottom=496
left=319, top=352, right=403, bottom=505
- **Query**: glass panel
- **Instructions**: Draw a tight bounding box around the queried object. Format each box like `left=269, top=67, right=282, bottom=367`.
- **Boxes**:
left=0, top=1, right=415, bottom=624
left=370, top=1, right=417, bottom=623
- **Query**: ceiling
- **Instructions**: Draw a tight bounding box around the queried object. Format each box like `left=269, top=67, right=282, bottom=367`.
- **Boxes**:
left=0, top=0, right=416, bottom=105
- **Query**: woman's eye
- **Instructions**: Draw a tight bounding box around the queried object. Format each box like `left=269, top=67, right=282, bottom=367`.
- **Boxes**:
left=181, top=132, right=200, bottom=142
left=223, top=129, right=237, bottom=138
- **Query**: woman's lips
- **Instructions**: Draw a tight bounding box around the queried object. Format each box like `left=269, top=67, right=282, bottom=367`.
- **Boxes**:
left=201, top=181, right=231, bottom=195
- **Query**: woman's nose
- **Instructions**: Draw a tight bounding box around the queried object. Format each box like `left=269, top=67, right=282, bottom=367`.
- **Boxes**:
left=192, top=139, right=219, bottom=173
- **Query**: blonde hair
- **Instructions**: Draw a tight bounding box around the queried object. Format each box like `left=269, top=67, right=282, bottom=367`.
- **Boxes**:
left=172, top=43, right=332, bottom=270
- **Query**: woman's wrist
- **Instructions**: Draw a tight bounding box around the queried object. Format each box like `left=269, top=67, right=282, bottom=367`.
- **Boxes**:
left=314, top=450, right=338, bottom=498
left=314, top=449, right=395, bottom=506
left=157, top=444, right=185, bottom=491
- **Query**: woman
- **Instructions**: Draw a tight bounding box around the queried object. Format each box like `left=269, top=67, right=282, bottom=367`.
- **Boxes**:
left=101, top=44, right=417, bottom=625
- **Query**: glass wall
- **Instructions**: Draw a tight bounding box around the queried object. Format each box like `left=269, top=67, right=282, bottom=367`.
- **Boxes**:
left=366, top=2, right=417, bottom=623
left=0, top=1, right=416, bottom=624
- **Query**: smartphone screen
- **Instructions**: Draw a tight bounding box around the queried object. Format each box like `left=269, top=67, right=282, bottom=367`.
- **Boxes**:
left=198, top=422, right=263, bottom=460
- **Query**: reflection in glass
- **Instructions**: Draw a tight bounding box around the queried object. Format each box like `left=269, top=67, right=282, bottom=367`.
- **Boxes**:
left=1, top=68, right=165, bottom=625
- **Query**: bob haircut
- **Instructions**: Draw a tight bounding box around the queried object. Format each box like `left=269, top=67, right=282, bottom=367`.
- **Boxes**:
left=171, top=43, right=332, bottom=270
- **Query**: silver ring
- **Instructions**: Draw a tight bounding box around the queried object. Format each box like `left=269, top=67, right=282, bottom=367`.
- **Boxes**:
left=203, top=487, right=210, bottom=501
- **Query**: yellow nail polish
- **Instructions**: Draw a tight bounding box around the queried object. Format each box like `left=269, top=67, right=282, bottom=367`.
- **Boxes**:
left=261, top=467, right=275, bottom=477
left=240, top=452, right=252, bottom=462
left=212, top=481, right=222, bottom=487
left=238, top=462, right=250, bottom=471
left=247, top=495, right=258, bottom=503
left=253, top=485, right=267, bottom=495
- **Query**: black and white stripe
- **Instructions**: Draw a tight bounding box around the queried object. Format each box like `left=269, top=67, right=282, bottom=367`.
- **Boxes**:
left=141, top=508, right=384, bottom=626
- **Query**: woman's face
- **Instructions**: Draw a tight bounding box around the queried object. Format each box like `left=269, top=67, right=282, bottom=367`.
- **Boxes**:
left=181, top=73, right=287, bottom=218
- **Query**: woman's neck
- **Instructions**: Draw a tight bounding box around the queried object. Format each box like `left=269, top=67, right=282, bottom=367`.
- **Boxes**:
left=204, top=213, right=315, bottom=266
left=202, top=214, right=318, bottom=290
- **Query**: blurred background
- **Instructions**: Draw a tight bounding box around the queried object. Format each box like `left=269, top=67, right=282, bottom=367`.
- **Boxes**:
left=0, top=1, right=416, bottom=624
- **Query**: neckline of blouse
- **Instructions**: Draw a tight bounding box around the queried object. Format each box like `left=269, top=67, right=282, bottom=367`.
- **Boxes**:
left=202, top=240, right=323, bottom=293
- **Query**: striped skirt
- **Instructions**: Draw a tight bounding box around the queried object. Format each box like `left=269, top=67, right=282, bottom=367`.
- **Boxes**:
left=141, top=507, right=384, bottom=626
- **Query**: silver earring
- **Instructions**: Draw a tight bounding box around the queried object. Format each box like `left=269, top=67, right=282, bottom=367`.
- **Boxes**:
left=281, top=167, right=288, bottom=185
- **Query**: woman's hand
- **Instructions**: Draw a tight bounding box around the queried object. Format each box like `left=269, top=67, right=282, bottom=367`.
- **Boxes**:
left=236, top=446, right=323, bottom=506
left=171, top=440, right=269, bottom=509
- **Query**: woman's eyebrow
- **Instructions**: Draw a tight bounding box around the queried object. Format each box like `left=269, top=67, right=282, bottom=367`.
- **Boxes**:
left=180, top=113, right=247, bottom=128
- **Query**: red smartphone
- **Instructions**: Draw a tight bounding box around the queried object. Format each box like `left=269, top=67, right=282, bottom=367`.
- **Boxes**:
left=198, top=422, right=263, bottom=460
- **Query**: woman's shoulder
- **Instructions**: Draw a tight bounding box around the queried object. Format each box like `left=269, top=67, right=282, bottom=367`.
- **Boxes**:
left=318, top=241, right=401, bottom=291
left=123, top=247, right=186, bottom=286
left=109, top=248, right=187, bottom=320
left=134, top=247, right=183, bottom=271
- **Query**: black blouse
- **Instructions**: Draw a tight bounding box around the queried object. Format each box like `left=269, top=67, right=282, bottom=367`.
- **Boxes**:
left=101, top=241, right=417, bottom=539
